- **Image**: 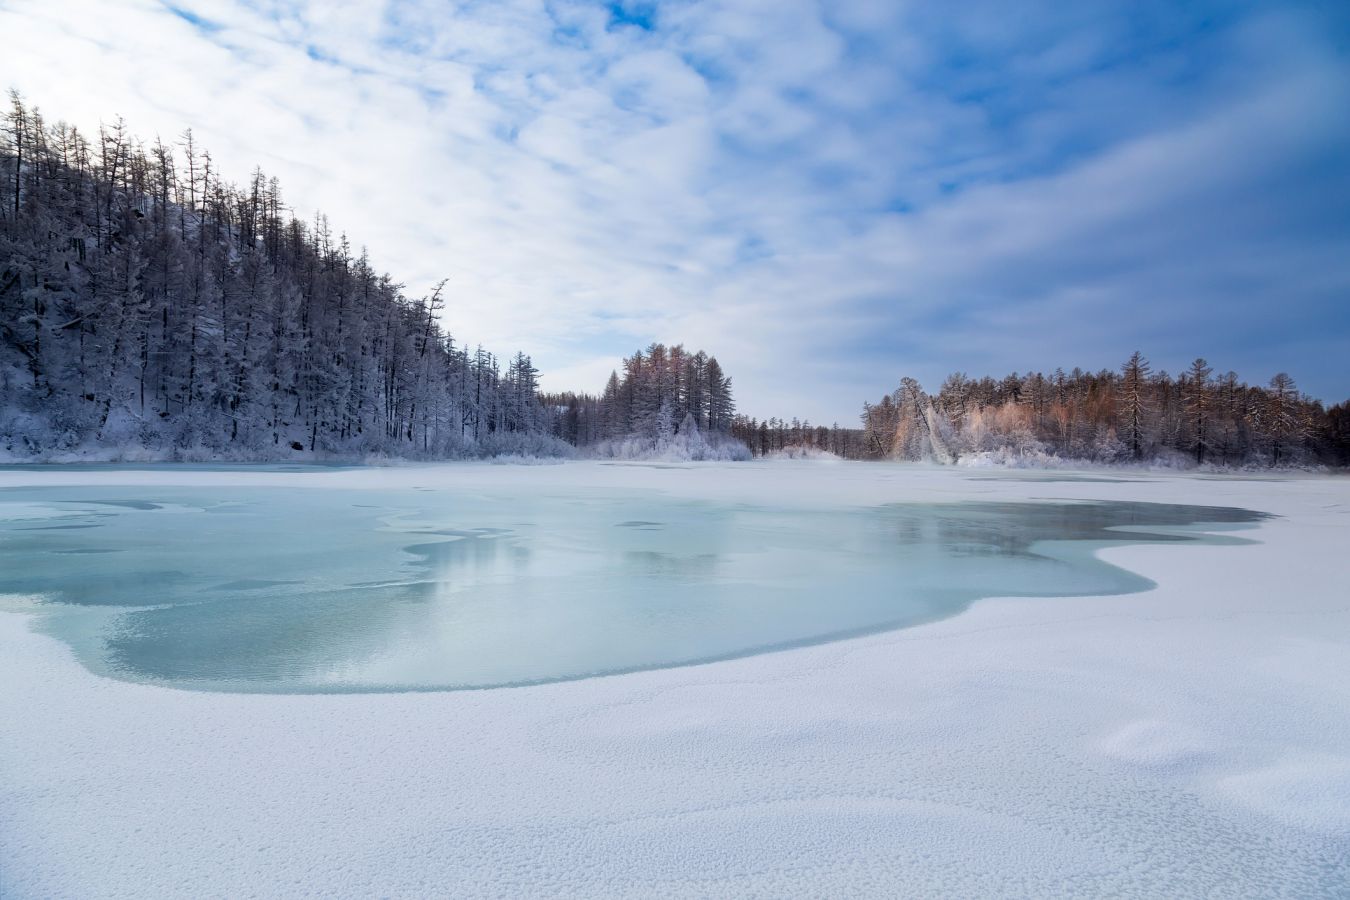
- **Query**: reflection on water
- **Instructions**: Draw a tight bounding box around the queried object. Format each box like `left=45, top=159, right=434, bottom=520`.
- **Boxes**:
left=0, top=484, right=1266, bottom=693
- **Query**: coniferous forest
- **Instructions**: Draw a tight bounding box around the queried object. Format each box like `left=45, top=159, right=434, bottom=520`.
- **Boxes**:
left=4, top=94, right=1345, bottom=468
left=542, top=343, right=746, bottom=460
left=733, top=355, right=1350, bottom=467
left=0, top=95, right=740, bottom=460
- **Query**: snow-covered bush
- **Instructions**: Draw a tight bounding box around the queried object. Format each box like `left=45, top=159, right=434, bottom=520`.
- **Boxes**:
left=950, top=402, right=1045, bottom=462
left=588, top=414, right=750, bottom=462
left=476, top=431, right=576, bottom=460
left=1091, top=425, right=1127, bottom=464
left=956, top=446, right=1070, bottom=469
left=766, top=445, right=842, bottom=461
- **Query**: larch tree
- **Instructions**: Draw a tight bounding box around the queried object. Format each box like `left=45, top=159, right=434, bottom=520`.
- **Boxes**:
left=1184, top=357, right=1213, bottom=464
left=1119, top=351, right=1152, bottom=460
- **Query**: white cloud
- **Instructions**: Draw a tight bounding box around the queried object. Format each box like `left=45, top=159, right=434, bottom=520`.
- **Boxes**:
left=3, top=0, right=1347, bottom=422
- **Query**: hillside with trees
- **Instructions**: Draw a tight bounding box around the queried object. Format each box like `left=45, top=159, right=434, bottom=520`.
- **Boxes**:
left=0, top=94, right=744, bottom=461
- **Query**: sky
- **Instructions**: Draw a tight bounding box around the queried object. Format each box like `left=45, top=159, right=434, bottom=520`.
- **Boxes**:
left=2, top=0, right=1348, bottom=422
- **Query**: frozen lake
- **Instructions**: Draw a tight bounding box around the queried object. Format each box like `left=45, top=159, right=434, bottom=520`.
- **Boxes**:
left=0, top=471, right=1263, bottom=692
left=2, top=462, right=1347, bottom=898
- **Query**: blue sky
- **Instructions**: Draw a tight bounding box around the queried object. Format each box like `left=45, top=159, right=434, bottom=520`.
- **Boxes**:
left=3, top=0, right=1348, bottom=421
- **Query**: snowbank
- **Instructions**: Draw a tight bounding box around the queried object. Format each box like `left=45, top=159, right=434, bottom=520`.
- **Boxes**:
left=1, top=463, right=1348, bottom=897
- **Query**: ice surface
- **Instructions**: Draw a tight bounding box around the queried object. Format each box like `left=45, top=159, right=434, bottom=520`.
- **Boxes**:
left=1, top=461, right=1348, bottom=898
left=0, top=481, right=1261, bottom=691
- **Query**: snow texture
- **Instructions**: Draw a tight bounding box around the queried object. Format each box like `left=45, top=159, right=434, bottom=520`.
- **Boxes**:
left=1, top=462, right=1348, bottom=898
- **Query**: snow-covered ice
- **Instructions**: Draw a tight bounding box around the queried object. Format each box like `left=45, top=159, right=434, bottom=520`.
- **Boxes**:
left=1, top=461, right=1348, bottom=897
left=0, top=472, right=1264, bottom=692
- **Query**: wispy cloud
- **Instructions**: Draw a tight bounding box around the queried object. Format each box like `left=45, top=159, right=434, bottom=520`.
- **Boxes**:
left=3, top=0, right=1348, bottom=419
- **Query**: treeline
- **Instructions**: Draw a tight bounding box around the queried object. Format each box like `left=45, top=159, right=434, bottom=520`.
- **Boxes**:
left=541, top=343, right=747, bottom=460
left=856, top=353, right=1349, bottom=467
left=0, top=93, right=577, bottom=459
left=730, top=417, right=865, bottom=458
left=0, top=95, right=752, bottom=460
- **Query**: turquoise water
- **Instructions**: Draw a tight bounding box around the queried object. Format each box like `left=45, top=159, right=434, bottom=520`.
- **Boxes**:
left=0, top=482, right=1265, bottom=692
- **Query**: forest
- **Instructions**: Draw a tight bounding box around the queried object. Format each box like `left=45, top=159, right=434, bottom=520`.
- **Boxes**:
left=0, top=94, right=741, bottom=461
left=4, top=94, right=1345, bottom=469
left=732, top=354, right=1349, bottom=467
left=542, top=343, right=746, bottom=460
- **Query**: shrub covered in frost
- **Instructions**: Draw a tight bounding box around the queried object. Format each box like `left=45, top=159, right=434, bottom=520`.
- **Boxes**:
left=589, top=414, right=750, bottom=462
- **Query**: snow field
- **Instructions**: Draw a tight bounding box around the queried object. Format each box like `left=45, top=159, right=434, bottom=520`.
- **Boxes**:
left=1, top=462, right=1347, bottom=897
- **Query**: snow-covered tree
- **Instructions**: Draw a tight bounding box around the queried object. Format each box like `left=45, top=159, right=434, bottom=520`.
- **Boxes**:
left=0, top=95, right=575, bottom=460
